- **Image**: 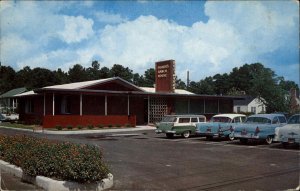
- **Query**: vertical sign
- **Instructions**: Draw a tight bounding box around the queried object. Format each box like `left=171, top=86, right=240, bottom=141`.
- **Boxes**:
left=155, top=60, right=175, bottom=93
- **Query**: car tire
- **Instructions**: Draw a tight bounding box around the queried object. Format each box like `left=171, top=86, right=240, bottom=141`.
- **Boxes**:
left=240, top=138, right=248, bottom=144
left=206, top=135, right=213, bottom=141
left=166, top=133, right=174, bottom=139
left=281, top=142, right=289, bottom=148
left=266, top=136, right=273, bottom=144
left=182, top=131, right=190, bottom=138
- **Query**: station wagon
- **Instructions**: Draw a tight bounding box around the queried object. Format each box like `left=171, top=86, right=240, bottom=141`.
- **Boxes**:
left=155, top=115, right=206, bottom=138
left=195, top=114, right=246, bottom=140
left=234, top=114, right=287, bottom=144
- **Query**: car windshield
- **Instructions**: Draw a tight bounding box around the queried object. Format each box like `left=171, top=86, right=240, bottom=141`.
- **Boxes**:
left=0, top=113, right=5, bottom=120
left=288, top=115, right=300, bottom=124
left=161, top=116, right=177, bottom=122
left=211, top=117, right=232, bottom=123
left=246, top=117, right=271, bottom=124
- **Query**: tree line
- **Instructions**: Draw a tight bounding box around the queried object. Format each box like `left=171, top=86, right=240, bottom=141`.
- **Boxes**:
left=0, top=61, right=299, bottom=113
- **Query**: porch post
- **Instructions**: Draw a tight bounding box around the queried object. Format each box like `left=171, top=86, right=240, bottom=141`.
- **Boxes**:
left=148, top=96, right=150, bottom=124
left=127, top=95, right=130, bottom=116
left=43, top=93, right=46, bottom=116
left=217, top=99, right=220, bottom=113
left=52, top=93, right=55, bottom=116
left=105, top=95, right=107, bottom=116
left=12, top=99, right=15, bottom=112
left=80, top=94, right=82, bottom=116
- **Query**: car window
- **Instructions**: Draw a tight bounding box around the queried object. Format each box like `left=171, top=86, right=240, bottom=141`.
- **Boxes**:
left=191, top=118, right=198, bottom=122
left=272, top=117, right=279, bottom=124
left=179, top=118, right=190, bottom=123
left=233, top=117, right=241, bottom=123
left=288, top=115, right=300, bottom=124
left=198, top=117, right=205, bottom=122
left=278, top=116, right=287, bottom=123
left=241, top=117, right=247, bottom=122
left=211, top=117, right=231, bottom=123
left=246, top=117, right=271, bottom=124
left=161, top=116, right=177, bottom=122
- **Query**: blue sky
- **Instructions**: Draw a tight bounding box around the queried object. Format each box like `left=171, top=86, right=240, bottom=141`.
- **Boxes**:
left=1, top=0, right=299, bottom=84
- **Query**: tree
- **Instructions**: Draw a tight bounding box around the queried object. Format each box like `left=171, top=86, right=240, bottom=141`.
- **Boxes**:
left=0, top=65, right=16, bottom=94
left=68, top=64, right=89, bottom=82
left=86, top=61, right=101, bottom=80
left=15, top=66, right=32, bottom=90
left=109, top=64, right=133, bottom=82
left=29, top=68, right=56, bottom=89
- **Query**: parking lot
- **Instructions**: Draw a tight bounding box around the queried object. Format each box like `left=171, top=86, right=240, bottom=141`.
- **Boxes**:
left=1, top=128, right=299, bottom=191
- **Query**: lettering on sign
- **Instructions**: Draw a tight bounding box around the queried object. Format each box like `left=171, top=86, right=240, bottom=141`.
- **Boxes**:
left=157, top=64, right=169, bottom=78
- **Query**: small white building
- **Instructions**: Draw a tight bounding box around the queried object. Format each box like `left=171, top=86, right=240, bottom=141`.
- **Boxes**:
left=234, top=96, right=266, bottom=114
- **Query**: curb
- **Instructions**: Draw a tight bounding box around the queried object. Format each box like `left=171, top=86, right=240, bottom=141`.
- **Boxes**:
left=0, top=160, right=113, bottom=191
left=0, top=125, right=156, bottom=135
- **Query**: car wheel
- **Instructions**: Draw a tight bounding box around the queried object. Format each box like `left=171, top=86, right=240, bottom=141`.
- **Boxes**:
left=281, top=142, right=289, bottom=148
left=206, top=135, right=213, bottom=141
left=182, top=131, right=190, bottom=138
left=228, top=134, right=234, bottom=141
left=166, top=133, right=174, bottom=139
left=240, top=138, right=248, bottom=144
left=266, top=136, right=273, bottom=144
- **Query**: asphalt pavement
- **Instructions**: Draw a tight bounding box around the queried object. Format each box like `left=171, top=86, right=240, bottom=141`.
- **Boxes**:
left=0, top=126, right=299, bottom=191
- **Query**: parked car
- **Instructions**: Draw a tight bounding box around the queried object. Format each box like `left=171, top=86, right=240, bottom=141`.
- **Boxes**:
left=0, top=113, right=19, bottom=123
left=234, top=114, right=287, bottom=144
left=275, top=114, right=300, bottom=146
left=195, top=114, right=246, bottom=140
left=155, top=115, right=206, bottom=138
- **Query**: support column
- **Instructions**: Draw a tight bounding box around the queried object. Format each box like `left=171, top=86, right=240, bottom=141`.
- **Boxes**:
left=105, top=95, right=107, bottom=116
left=43, top=93, right=46, bottom=116
left=127, top=95, right=130, bottom=116
left=80, top=94, right=82, bottom=116
left=12, top=99, right=15, bottom=112
left=52, top=93, right=55, bottom=116
left=148, top=96, right=150, bottom=124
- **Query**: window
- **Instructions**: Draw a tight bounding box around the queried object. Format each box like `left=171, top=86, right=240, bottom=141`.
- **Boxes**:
left=272, top=117, right=279, bottom=124
left=233, top=117, right=241, bottom=123
left=251, top=107, right=256, bottom=113
left=278, top=116, right=287, bottom=123
left=241, top=117, right=247, bottom=122
left=191, top=118, right=198, bottom=122
left=237, top=107, right=241, bottom=113
left=198, top=117, right=205, bottom=122
left=179, top=118, right=190, bottom=123
left=61, top=96, right=71, bottom=114
left=25, top=100, right=34, bottom=113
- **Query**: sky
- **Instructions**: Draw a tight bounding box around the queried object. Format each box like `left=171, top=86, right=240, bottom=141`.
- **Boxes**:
left=0, top=0, right=299, bottom=84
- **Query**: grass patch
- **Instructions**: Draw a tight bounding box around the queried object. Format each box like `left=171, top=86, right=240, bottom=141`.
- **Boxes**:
left=0, top=122, right=36, bottom=130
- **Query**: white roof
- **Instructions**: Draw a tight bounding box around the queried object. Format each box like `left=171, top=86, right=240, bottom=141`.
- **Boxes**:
left=43, top=78, right=115, bottom=90
left=14, top=90, right=36, bottom=97
left=140, top=87, right=194, bottom=95
left=212, top=113, right=246, bottom=119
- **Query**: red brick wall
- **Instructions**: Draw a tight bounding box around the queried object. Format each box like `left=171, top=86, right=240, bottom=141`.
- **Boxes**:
left=43, top=115, right=136, bottom=128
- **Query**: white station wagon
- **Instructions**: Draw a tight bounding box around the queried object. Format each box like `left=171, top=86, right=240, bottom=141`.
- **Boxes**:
left=275, top=114, right=300, bottom=146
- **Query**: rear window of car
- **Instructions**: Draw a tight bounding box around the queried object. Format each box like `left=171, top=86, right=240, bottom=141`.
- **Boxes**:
left=211, top=117, right=231, bottom=123
left=198, top=117, right=205, bottom=122
left=278, top=116, right=287, bottom=123
left=179, top=118, right=190, bottom=123
left=246, top=117, right=271, bottom=124
left=288, top=115, right=300, bottom=124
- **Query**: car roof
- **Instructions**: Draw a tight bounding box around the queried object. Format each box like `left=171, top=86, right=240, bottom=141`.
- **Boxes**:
left=248, top=114, right=286, bottom=120
left=164, top=115, right=206, bottom=118
left=212, top=114, right=246, bottom=119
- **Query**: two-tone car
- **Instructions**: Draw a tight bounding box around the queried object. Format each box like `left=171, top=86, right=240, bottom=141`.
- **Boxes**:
left=155, top=115, right=206, bottom=138
left=234, top=114, right=287, bottom=144
left=275, top=114, right=300, bottom=146
left=195, top=114, right=246, bottom=140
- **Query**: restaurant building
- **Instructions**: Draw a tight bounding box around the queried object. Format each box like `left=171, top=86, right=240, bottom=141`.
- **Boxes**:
left=15, top=60, right=241, bottom=128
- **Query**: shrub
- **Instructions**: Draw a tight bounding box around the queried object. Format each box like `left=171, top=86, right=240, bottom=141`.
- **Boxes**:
left=97, top=124, right=103, bottom=128
left=66, top=125, right=73, bottom=130
left=55, top=125, right=63, bottom=130
left=115, top=124, right=121, bottom=128
left=77, top=125, right=83, bottom=130
left=125, top=124, right=131, bottom=128
left=87, top=125, right=94, bottom=129
left=0, top=135, right=110, bottom=183
left=108, top=124, right=113, bottom=128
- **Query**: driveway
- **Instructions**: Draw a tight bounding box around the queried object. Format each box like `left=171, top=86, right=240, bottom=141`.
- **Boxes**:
left=0, top=128, right=299, bottom=191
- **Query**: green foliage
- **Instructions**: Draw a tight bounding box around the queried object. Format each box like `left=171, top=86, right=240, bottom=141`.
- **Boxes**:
left=0, top=135, right=109, bottom=183
left=66, top=125, right=73, bottom=130
left=125, top=124, right=131, bottom=128
left=55, top=125, right=63, bottom=131
left=87, top=125, right=94, bottom=129
left=77, top=125, right=83, bottom=130
left=97, top=124, right=103, bottom=128
left=108, top=124, right=113, bottom=128
left=115, top=124, right=121, bottom=128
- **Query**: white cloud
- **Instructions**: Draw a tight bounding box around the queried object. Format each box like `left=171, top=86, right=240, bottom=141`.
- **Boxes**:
left=58, top=16, right=94, bottom=44
left=94, top=11, right=127, bottom=24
